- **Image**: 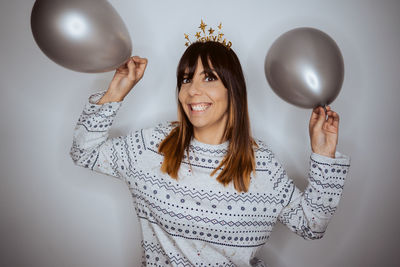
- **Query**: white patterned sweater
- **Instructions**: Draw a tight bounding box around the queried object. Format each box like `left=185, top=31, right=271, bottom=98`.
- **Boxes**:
left=70, top=91, right=351, bottom=267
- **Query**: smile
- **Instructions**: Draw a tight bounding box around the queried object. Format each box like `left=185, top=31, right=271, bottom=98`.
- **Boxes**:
left=189, top=103, right=212, bottom=112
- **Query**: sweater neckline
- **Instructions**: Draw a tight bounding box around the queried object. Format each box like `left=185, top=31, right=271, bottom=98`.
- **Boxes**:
left=189, top=137, right=229, bottom=156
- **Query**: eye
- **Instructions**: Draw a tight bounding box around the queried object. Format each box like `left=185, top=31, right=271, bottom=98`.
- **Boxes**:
left=204, top=75, right=217, bottom=82
left=182, top=77, right=191, bottom=84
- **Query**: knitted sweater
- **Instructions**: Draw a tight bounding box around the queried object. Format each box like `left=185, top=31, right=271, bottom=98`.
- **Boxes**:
left=70, top=91, right=351, bottom=267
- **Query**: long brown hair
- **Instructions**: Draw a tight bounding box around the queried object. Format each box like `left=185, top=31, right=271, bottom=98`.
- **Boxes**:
left=158, top=41, right=258, bottom=192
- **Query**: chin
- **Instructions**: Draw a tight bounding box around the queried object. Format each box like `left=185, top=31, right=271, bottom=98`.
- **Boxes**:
left=188, top=118, right=209, bottom=129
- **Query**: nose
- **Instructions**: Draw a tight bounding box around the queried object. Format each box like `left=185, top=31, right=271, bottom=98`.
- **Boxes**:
left=188, top=79, right=202, bottom=96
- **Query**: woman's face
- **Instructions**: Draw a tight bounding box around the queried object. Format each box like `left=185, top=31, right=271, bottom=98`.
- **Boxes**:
left=178, top=57, right=229, bottom=141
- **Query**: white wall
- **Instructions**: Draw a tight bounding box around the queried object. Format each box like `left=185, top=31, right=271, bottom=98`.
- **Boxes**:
left=1, top=0, right=399, bottom=266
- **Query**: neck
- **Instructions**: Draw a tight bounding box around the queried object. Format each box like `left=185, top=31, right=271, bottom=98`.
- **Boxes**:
left=193, top=123, right=227, bottom=145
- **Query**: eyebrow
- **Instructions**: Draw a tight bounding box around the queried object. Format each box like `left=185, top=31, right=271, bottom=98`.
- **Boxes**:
left=182, top=69, right=217, bottom=76
left=200, top=69, right=216, bottom=75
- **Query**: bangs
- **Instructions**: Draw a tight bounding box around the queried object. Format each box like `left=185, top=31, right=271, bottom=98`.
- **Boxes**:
left=176, top=41, right=230, bottom=90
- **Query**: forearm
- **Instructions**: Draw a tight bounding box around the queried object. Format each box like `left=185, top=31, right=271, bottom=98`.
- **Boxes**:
left=96, top=89, right=125, bottom=104
left=70, top=91, right=122, bottom=170
left=278, top=151, right=351, bottom=240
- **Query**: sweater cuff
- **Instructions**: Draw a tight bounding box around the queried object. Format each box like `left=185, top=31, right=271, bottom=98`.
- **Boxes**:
left=311, top=150, right=351, bottom=167
left=88, top=90, right=124, bottom=105
left=83, top=90, right=122, bottom=115
left=88, top=90, right=108, bottom=105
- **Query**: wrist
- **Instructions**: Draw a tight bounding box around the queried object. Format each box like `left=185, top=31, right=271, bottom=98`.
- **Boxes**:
left=97, top=90, right=124, bottom=104
left=311, top=148, right=335, bottom=158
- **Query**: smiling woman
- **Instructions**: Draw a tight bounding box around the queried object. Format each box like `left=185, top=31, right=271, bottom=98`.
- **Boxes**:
left=70, top=40, right=351, bottom=266
left=178, top=58, right=229, bottom=142
left=160, top=41, right=258, bottom=193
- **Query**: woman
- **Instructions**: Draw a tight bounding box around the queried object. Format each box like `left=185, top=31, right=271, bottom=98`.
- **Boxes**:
left=70, top=41, right=350, bottom=266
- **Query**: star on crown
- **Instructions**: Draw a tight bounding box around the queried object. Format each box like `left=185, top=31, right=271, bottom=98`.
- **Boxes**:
left=184, top=19, right=232, bottom=49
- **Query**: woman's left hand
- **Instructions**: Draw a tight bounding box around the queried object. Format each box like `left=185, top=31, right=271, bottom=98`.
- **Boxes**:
left=309, top=105, right=339, bottom=158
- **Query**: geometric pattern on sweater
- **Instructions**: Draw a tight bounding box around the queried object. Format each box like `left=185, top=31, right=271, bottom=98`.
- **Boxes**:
left=130, top=168, right=288, bottom=205
left=70, top=90, right=351, bottom=267
left=141, top=241, right=237, bottom=267
left=135, top=206, right=273, bottom=247
left=134, top=193, right=277, bottom=229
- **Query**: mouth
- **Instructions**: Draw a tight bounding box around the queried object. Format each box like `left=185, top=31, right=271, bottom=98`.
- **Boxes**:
left=188, top=103, right=212, bottom=112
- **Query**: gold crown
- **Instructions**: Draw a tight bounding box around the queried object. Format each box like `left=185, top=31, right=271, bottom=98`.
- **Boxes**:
left=184, top=19, right=232, bottom=49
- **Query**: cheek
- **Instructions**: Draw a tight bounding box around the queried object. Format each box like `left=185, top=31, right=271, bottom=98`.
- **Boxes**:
left=178, top=89, right=184, bottom=104
left=212, top=88, right=228, bottom=108
left=178, top=90, right=187, bottom=110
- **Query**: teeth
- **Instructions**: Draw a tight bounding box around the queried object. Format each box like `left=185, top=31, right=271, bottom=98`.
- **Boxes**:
left=191, top=104, right=210, bottom=111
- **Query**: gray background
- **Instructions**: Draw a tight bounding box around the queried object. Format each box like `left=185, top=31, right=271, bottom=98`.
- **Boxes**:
left=1, top=0, right=399, bottom=266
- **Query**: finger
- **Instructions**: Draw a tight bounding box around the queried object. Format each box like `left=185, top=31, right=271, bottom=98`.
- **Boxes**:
left=332, top=112, right=340, bottom=128
left=127, top=57, right=136, bottom=80
left=131, top=56, right=146, bottom=64
left=136, top=58, right=148, bottom=79
left=134, top=59, right=148, bottom=73
left=133, top=57, right=148, bottom=63
left=141, top=58, right=148, bottom=70
left=310, top=106, right=320, bottom=121
left=327, top=115, right=334, bottom=125
left=116, top=62, right=127, bottom=71
left=314, top=106, right=326, bottom=129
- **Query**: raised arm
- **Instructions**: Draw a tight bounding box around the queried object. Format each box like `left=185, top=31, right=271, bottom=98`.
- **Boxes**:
left=69, top=56, right=148, bottom=186
left=277, top=151, right=350, bottom=240
left=276, top=105, right=350, bottom=239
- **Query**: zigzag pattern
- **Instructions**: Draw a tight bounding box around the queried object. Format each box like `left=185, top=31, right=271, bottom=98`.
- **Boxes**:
left=273, top=167, right=286, bottom=190
left=109, top=141, right=120, bottom=176
left=153, top=123, right=174, bottom=138
left=279, top=205, right=326, bottom=240
left=167, top=255, right=194, bottom=267
left=304, top=193, right=337, bottom=214
left=82, top=110, right=117, bottom=118
left=255, top=145, right=273, bottom=154
left=189, top=144, right=228, bottom=155
left=309, top=175, right=344, bottom=190
left=122, top=137, right=136, bottom=178
left=254, top=140, right=274, bottom=155
left=129, top=168, right=283, bottom=205
left=135, top=193, right=277, bottom=228
left=141, top=241, right=168, bottom=256
left=279, top=205, right=303, bottom=225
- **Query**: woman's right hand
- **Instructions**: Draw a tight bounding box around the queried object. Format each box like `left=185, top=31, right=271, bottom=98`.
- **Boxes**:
left=98, top=56, right=148, bottom=104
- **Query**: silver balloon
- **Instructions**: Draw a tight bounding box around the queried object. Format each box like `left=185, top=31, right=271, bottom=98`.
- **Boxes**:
left=31, top=0, right=132, bottom=73
left=264, top=27, right=344, bottom=108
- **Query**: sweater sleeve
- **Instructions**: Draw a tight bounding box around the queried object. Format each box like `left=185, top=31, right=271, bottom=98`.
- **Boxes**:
left=69, top=90, right=143, bottom=187
left=276, top=151, right=351, bottom=240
